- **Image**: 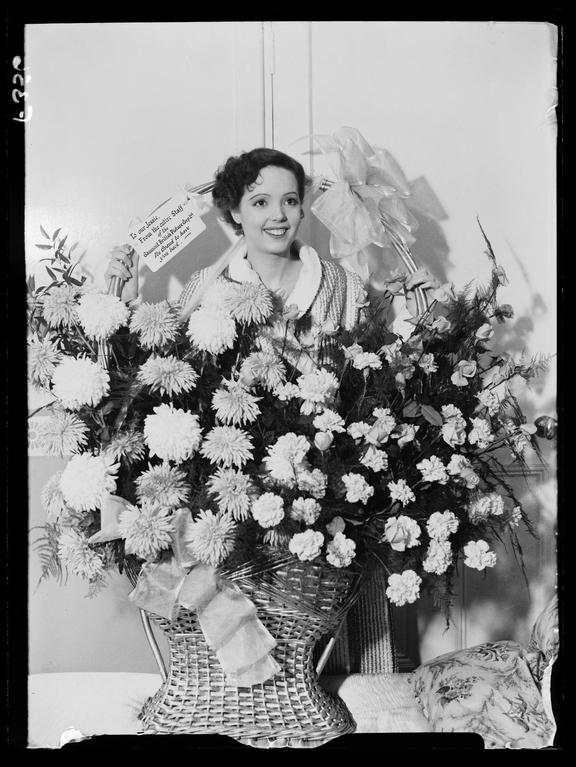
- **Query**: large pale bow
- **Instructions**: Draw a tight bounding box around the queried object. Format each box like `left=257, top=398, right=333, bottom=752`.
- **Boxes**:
left=297, top=126, right=420, bottom=263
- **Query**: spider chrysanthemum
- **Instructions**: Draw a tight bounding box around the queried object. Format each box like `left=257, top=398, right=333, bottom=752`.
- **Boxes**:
left=183, top=509, right=237, bottom=567
left=135, top=462, right=190, bottom=508
left=41, top=284, right=81, bottom=328
left=119, top=501, right=175, bottom=561
left=28, top=336, right=62, bottom=387
left=58, top=528, right=106, bottom=581
left=137, top=355, right=199, bottom=397
left=212, top=379, right=261, bottom=426
left=200, top=426, right=254, bottom=468
left=105, top=427, right=147, bottom=464
left=37, top=409, right=89, bottom=456
left=206, top=467, right=255, bottom=520
left=240, top=351, right=286, bottom=391
left=223, top=282, right=274, bottom=325
left=129, top=300, right=181, bottom=349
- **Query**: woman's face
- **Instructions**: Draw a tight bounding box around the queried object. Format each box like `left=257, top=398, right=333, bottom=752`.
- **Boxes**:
left=232, top=165, right=303, bottom=258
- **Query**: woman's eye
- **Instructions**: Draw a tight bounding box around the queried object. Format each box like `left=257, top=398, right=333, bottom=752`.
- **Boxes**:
left=254, top=199, right=266, bottom=207
left=285, top=198, right=299, bottom=206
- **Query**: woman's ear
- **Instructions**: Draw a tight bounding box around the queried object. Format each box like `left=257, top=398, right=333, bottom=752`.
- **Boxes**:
left=231, top=209, right=242, bottom=225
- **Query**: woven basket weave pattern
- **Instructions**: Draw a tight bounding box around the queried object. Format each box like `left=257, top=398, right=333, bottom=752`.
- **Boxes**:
left=139, top=559, right=359, bottom=746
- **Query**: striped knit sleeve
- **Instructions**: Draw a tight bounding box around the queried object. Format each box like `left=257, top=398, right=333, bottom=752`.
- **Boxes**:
left=174, top=269, right=208, bottom=319
left=343, top=269, right=368, bottom=330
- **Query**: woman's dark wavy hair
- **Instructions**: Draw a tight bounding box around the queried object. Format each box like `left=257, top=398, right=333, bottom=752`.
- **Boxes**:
left=212, top=148, right=311, bottom=235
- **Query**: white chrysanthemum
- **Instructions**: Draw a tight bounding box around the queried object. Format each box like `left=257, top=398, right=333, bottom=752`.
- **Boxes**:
left=296, top=468, right=327, bottom=499
left=384, top=515, right=421, bottom=551
left=201, top=425, right=254, bottom=468
left=119, top=501, right=174, bottom=561
left=418, top=353, right=438, bottom=374
left=326, top=531, right=356, bottom=568
left=263, top=433, right=311, bottom=484
left=476, top=389, right=500, bottom=416
left=28, top=336, right=62, bottom=387
left=223, top=282, right=274, bottom=324
left=326, top=516, right=346, bottom=536
left=41, top=284, right=81, bottom=328
left=129, top=300, right=181, bottom=349
left=273, top=382, right=300, bottom=401
left=416, top=456, right=449, bottom=485
left=183, top=508, right=237, bottom=567
left=105, top=428, right=147, bottom=464
left=58, top=528, right=106, bottom=581
left=41, top=471, right=69, bottom=522
left=387, top=479, right=416, bottom=507
left=52, top=357, right=110, bottom=410
left=426, top=510, right=459, bottom=540
left=206, top=467, right=255, bottom=520
left=312, top=409, right=345, bottom=434
left=392, top=423, right=420, bottom=449
left=241, top=351, right=286, bottom=391
left=76, top=292, right=129, bottom=340
left=386, top=570, right=422, bottom=606
left=59, top=452, right=119, bottom=511
left=347, top=421, right=373, bottom=442
left=468, top=493, right=505, bottom=524
left=290, top=497, right=322, bottom=525
left=187, top=306, right=237, bottom=355
left=289, top=529, right=324, bottom=562
left=463, top=539, right=498, bottom=571
left=198, top=278, right=238, bottom=309
left=144, top=404, right=202, bottom=464
left=342, top=473, right=374, bottom=505
left=251, top=493, right=285, bottom=528
left=468, top=417, right=495, bottom=450
left=135, top=463, right=190, bottom=508
left=352, top=352, right=382, bottom=371
left=37, top=409, right=88, bottom=456
left=423, top=539, right=453, bottom=575
left=361, top=446, right=388, bottom=473
left=212, top=379, right=261, bottom=425
left=297, top=368, right=339, bottom=415
left=137, top=355, right=198, bottom=397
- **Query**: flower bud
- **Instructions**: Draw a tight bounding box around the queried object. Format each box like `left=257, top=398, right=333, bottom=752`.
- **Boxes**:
left=314, top=431, right=333, bottom=452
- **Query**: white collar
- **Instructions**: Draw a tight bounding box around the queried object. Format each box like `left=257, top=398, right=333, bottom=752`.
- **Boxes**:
left=227, top=239, right=322, bottom=319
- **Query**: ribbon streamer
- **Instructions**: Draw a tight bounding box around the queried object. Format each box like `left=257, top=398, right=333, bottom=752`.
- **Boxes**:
left=128, top=521, right=281, bottom=687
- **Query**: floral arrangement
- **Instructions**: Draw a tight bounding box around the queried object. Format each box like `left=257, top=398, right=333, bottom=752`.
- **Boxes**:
left=29, top=223, right=549, bottom=614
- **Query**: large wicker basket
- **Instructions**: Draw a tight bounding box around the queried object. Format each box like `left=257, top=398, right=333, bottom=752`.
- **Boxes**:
left=138, top=556, right=363, bottom=748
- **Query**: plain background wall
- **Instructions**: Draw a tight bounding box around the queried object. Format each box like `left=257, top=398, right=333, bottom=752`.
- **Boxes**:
left=27, top=21, right=557, bottom=673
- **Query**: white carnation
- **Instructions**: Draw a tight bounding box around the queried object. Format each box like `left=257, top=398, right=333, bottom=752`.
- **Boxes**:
left=416, top=455, right=449, bottom=485
left=463, top=539, right=498, bottom=571
left=383, top=515, right=421, bottom=551
left=312, top=409, right=346, bottom=434
left=290, top=497, right=321, bottom=525
left=296, top=468, right=327, bottom=499
left=251, top=493, right=285, bottom=528
left=426, top=510, right=459, bottom=540
left=342, top=473, right=374, bottom=505
left=326, top=532, right=356, bottom=568
left=387, top=479, right=416, bottom=507
left=289, top=529, right=324, bottom=562
left=386, top=570, right=422, bottom=606
left=360, top=446, right=388, bottom=473
left=423, top=539, right=453, bottom=575
left=468, top=417, right=495, bottom=450
left=352, top=352, right=382, bottom=371
left=263, top=433, right=311, bottom=484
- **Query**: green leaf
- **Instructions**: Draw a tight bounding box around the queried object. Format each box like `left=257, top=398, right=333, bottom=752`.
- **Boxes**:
left=68, top=277, right=84, bottom=286
left=40, top=225, right=51, bottom=240
left=403, top=400, right=421, bottom=418
left=46, top=267, right=58, bottom=281
left=421, top=405, right=443, bottom=427
left=35, top=244, right=53, bottom=250
left=52, top=227, right=62, bottom=241
left=69, top=242, right=79, bottom=253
